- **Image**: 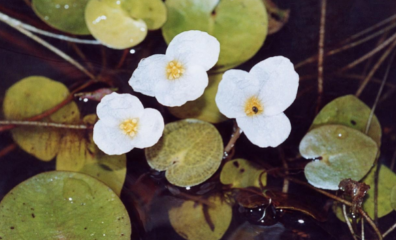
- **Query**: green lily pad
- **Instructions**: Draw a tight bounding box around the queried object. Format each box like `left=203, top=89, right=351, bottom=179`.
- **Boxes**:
left=169, top=195, right=232, bottom=240
left=0, top=171, right=131, bottom=239
left=145, top=119, right=223, bottom=187
left=333, top=165, right=396, bottom=221
left=361, top=164, right=396, bottom=218
left=300, top=125, right=378, bottom=190
left=311, top=95, right=382, bottom=146
left=162, top=0, right=268, bottom=72
left=3, top=76, right=80, bottom=161
left=32, top=0, right=90, bottom=35
left=168, top=73, right=227, bottom=123
left=220, top=159, right=267, bottom=188
left=85, top=0, right=148, bottom=49
left=121, top=0, right=167, bottom=30
left=56, top=122, right=126, bottom=196
left=391, top=185, right=396, bottom=210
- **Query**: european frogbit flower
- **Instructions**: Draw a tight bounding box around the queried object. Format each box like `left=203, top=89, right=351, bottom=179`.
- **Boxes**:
left=129, top=30, right=220, bottom=107
left=215, top=56, right=299, bottom=148
left=93, top=92, right=164, bottom=155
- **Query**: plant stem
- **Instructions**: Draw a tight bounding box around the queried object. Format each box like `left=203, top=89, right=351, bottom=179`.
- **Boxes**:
left=342, top=204, right=358, bottom=240
left=0, top=144, right=17, bottom=159
left=317, top=0, right=326, bottom=112
left=0, top=120, right=92, bottom=129
left=358, top=208, right=383, bottom=240
left=383, top=222, right=396, bottom=238
left=223, top=122, right=241, bottom=159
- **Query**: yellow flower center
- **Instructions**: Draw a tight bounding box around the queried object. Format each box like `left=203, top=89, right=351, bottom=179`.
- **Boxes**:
left=119, top=118, right=139, bottom=137
left=166, top=60, right=185, bottom=80
left=244, top=96, right=263, bottom=116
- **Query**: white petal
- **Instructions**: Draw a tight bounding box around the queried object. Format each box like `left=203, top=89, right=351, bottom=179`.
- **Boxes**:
left=236, top=113, right=291, bottom=148
left=249, top=56, right=299, bottom=116
left=93, top=120, right=134, bottom=155
left=215, top=69, right=260, bottom=119
left=129, top=54, right=168, bottom=97
left=132, top=108, right=165, bottom=148
left=166, top=30, right=220, bottom=71
left=96, top=93, right=144, bottom=122
left=154, top=64, right=208, bottom=107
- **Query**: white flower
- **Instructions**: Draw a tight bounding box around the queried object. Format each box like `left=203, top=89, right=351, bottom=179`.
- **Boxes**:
left=93, top=92, right=164, bottom=155
left=129, top=30, right=220, bottom=107
left=215, top=56, right=299, bottom=148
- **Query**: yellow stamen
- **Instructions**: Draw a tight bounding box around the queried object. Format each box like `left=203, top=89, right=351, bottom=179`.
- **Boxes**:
left=244, top=96, right=263, bottom=117
left=166, top=60, right=185, bottom=80
left=119, top=118, right=139, bottom=137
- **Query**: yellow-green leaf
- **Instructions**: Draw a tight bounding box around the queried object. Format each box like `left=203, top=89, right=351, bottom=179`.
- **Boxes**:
left=56, top=115, right=126, bottom=196
left=169, top=195, right=232, bottom=240
left=85, top=0, right=147, bottom=49
left=3, top=76, right=80, bottom=161
left=145, top=119, right=223, bottom=187
left=300, top=125, right=378, bottom=190
left=162, top=0, right=268, bottom=72
left=121, top=0, right=167, bottom=30
left=32, top=0, right=90, bottom=35
left=220, top=159, right=267, bottom=188
left=0, top=171, right=131, bottom=239
left=168, top=73, right=227, bottom=123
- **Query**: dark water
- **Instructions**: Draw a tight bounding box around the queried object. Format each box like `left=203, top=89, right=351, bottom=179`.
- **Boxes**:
left=0, top=0, right=396, bottom=239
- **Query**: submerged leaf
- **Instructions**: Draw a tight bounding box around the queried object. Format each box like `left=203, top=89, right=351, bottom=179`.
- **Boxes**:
left=162, top=0, right=268, bottom=72
left=145, top=119, right=223, bottom=187
left=220, top=159, right=267, bottom=188
left=3, top=76, right=80, bottom=161
left=168, top=73, right=227, bottom=123
left=32, top=0, right=90, bottom=35
left=85, top=0, right=148, bottom=49
left=300, top=125, right=378, bottom=190
left=56, top=126, right=127, bottom=196
left=0, top=171, right=131, bottom=239
left=169, top=195, right=232, bottom=240
left=311, top=95, right=382, bottom=146
left=121, top=0, right=167, bottom=30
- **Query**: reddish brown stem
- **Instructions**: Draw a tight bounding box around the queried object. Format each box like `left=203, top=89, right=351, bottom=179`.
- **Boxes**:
left=223, top=122, right=241, bottom=160
left=0, top=144, right=17, bottom=159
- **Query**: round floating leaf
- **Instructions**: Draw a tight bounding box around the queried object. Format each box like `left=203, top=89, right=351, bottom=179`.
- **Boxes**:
left=300, top=125, right=378, bottom=190
left=169, top=195, right=232, bottom=240
left=168, top=73, right=227, bottom=123
left=361, top=164, right=396, bottom=218
left=311, top=95, right=382, bottom=146
left=146, top=119, right=223, bottom=187
left=0, top=171, right=131, bottom=239
left=121, top=0, right=167, bottom=30
left=56, top=121, right=127, bottom=196
left=32, top=0, right=90, bottom=35
left=162, top=0, right=268, bottom=72
left=85, top=0, right=148, bottom=49
left=391, top=186, right=396, bottom=210
left=3, top=76, right=80, bottom=161
left=220, top=159, right=267, bottom=188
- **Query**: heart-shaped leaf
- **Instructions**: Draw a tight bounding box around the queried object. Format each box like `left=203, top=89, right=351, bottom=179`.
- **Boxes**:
left=168, top=73, right=227, bottom=123
left=3, top=76, right=80, bottom=161
left=220, top=159, right=267, bottom=188
left=85, top=0, right=148, bottom=49
left=32, top=0, right=90, bottom=35
left=145, top=119, right=223, bottom=187
left=300, top=125, right=378, bottom=190
left=162, top=0, right=268, bottom=72
left=311, top=95, right=381, bottom=146
left=169, top=195, right=232, bottom=240
left=0, top=171, right=131, bottom=239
